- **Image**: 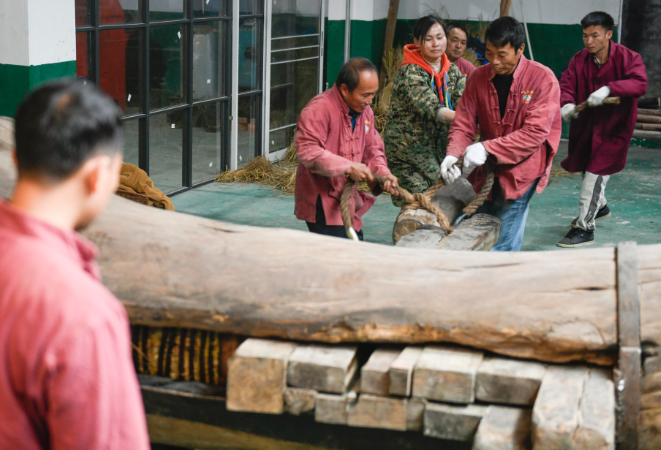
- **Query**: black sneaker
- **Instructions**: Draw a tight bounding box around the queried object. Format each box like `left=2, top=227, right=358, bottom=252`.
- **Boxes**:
left=571, top=205, right=611, bottom=227
left=557, top=228, right=595, bottom=248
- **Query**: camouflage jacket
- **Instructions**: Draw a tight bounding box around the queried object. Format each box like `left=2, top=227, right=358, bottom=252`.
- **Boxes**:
left=383, top=62, right=466, bottom=195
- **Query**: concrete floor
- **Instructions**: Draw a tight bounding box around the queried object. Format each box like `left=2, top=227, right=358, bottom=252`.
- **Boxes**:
left=171, top=142, right=661, bottom=251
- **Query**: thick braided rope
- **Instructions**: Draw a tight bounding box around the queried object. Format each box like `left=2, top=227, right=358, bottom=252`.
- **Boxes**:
left=574, top=96, right=620, bottom=113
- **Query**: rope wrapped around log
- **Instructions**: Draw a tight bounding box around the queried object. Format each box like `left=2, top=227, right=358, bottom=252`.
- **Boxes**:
left=341, top=160, right=495, bottom=239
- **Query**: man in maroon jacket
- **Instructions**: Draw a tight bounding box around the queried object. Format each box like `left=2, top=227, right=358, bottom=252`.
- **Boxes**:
left=557, top=11, right=647, bottom=248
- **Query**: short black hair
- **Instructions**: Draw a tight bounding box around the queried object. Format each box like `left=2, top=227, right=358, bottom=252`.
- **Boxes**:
left=412, top=15, right=448, bottom=43
left=581, top=11, right=614, bottom=32
left=14, top=79, right=123, bottom=182
left=335, top=57, right=378, bottom=93
left=485, top=16, right=525, bottom=50
left=447, top=23, right=469, bottom=40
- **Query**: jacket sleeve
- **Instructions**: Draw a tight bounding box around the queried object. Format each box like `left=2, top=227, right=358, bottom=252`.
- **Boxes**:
left=447, top=74, right=479, bottom=158
left=296, top=105, right=352, bottom=177
left=484, top=76, right=561, bottom=165
left=559, top=56, right=578, bottom=106
left=397, top=65, right=442, bottom=124
left=449, top=64, right=466, bottom=110
left=608, top=51, right=648, bottom=99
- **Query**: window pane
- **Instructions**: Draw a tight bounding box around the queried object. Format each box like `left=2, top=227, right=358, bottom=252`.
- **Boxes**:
left=238, top=18, right=262, bottom=93
left=150, top=0, right=184, bottom=22
left=76, top=32, right=91, bottom=79
left=193, top=0, right=229, bottom=17
left=149, top=111, right=184, bottom=193
left=271, top=0, right=320, bottom=38
left=99, top=28, right=143, bottom=115
left=239, top=0, right=263, bottom=15
left=271, top=35, right=318, bottom=51
left=193, top=102, right=224, bottom=184
left=193, top=21, right=228, bottom=101
left=270, top=46, right=318, bottom=64
left=75, top=0, right=90, bottom=27
left=100, top=0, right=143, bottom=25
left=122, top=118, right=141, bottom=167
left=238, top=95, right=260, bottom=168
left=150, top=25, right=185, bottom=110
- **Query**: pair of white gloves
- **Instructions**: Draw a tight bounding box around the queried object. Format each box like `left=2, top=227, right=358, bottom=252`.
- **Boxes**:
left=440, top=142, right=487, bottom=185
left=561, top=86, right=611, bottom=122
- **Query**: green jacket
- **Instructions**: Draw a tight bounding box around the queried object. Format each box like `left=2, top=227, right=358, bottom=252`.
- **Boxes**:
left=383, top=62, right=466, bottom=201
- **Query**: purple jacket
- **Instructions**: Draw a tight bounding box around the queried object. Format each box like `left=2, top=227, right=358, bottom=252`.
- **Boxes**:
left=560, top=42, right=647, bottom=175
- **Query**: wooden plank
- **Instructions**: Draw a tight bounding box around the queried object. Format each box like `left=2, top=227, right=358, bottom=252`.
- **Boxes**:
left=389, top=347, right=423, bottom=397
left=423, top=402, right=487, bottom=441
left=637, top=114, right=661, bottom=124
left=641, top=408, right=661, bottom=449
left=531, top=366, right=588, bottom=449
left=287, top=344, right=358, bottom=394
left=284, top=387, right=317, bottom=416
left=406, top=397, right=427, bottom=431
left=633, top=129, right=661, bottom=141
left=314, top=381, right=359, bottom=425
left=644, top=356, right=661, bottom=375
left=476, top=357, right=546, bottom=406
left=360, top=348, right=401, bottom=396
left=412, top=346, right=483, bottom=403
left=472, top=406, right=531, bottom=450
left=227, top=339, right=296, bottom=414
left=347, top=394, right=407, bottom=431
left=576, top=368, right=615, bottom=449
left=437, top=214, right=501, bottom=251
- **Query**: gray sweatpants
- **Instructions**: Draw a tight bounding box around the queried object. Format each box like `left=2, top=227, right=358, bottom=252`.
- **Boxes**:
left=576, top=171, right=610, bottom=231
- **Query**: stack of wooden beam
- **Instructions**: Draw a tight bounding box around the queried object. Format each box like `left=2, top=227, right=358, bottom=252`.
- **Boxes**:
left=634, top=108, right=661, bottom=142
left=227, top=338, right=615, bottom=449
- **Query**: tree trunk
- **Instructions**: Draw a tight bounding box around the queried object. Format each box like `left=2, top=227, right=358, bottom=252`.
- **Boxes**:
left=500, top=0, right=513, bottom=17
left=378, top=0, right=401, bottom=89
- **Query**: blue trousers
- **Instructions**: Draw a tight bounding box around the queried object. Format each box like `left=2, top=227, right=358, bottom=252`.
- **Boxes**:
left=476, top=178, right=539, bottom=252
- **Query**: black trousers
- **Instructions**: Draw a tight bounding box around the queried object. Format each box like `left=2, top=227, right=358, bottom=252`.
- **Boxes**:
left=306, top=196, right=364, bottom=240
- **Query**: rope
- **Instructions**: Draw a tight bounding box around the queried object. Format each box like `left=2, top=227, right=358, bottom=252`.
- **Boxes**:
left=574, top=96, right=620, bottom=113
left=341, top=160, right=495, bottom=239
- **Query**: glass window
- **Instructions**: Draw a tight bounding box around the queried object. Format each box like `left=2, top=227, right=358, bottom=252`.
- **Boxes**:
left=149, top=111, right=184, bottom=193
left=237, top=95, right=260, bottom=167
left=271, top=46, right=318, bottom=64
left=99, top=28, right=143, bottom=115
left=238, top=18, right=262, bottom=93
left=193, top=0, right=229, bottom=17
left=193, top=21, right=228, bottom=101
left=122, top=118, right=141, bottom=167
left=149, top=25, right=185, bottom=110
left=100, top=0, right=143, bottom=25
left=239, top=0, right=262, bottom=15
left=76, top=32, right=92, bottom=79
left=150, top=0, right=184, bottom=22
left=75, top=0, right=90, bottom=27
left=271, top=0, right=320, bottom=38
left=193, top=102, right=225, bottom=183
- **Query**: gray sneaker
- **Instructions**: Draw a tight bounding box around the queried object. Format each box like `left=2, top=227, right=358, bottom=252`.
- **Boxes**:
left=571, top=205, right=611, bottom=228
left=557, top=228, right=595, bottom=248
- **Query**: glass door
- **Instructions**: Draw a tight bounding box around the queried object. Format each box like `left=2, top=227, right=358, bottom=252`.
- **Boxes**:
left=266, top=0, right=323, bottom=155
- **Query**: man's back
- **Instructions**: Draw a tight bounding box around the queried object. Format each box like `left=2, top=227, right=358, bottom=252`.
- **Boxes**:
left=0, top=200, right=149, bottom=450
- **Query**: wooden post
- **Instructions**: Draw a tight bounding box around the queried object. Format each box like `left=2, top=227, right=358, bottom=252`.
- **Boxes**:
left=378, top=0, right=401, bottom=89
left=500, top=0, right=513, bottom=17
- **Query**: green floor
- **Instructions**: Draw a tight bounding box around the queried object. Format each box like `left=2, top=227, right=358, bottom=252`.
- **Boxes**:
left=172, top=143, right=661, bottom=251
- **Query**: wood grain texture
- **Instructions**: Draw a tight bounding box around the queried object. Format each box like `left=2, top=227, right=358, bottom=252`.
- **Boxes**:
left=424, top=403, right=487, bottom=441
left=284, top=387, right=317, bottom=415
left=361, top=348, right=401, bottom=396
left=412, top=347, right=483, bottom=403
left=476, top=357, right=546, bottom=406
left=287, top=345, right=358, bottom=394
left=347, top=394, right=408, bottom=431
left=389, top=347, right=423, bottom=396
left=438, top=214, right=501, bottom=251
left=472, top=406, right=531, bottom=450
left=4, top=147, right=661, bottom=366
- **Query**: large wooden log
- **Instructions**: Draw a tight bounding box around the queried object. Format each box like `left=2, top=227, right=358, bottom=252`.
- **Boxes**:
left=2, top=147, right=661, bottom=368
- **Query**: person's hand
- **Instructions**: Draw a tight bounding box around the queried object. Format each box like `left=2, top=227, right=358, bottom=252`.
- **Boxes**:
left=561, top=103, right=578, bottom=122
left=463, top=142, right=488, bottom=174
left=346, top=162, right=374, bottom=183
left=440, top=155, right=460, bottom=185
left=436, top=107, right=456, bottom=124
left=381, top=174, right=400, bottom=196
left=587, top=86, right=611, bottom=107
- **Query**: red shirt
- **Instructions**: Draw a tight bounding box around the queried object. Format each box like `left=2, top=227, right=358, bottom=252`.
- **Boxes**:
left=0, top=201, right=150, bottom=450
left=560, top=42, right=647, bottom=175
left=447, top=56, right=562, bottom=200
left=453, top=57, right=477, bottom=79
left=295, top=86, right=391, bottom=231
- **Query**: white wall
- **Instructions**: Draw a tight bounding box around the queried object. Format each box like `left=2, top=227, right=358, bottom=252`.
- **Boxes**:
left=0, top=1, right=30, bottom=66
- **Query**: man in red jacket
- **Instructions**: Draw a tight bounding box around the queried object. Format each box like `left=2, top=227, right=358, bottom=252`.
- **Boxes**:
left=557, top=11, right=647, bottom=247
left=441, top=17, right=561, bottom=251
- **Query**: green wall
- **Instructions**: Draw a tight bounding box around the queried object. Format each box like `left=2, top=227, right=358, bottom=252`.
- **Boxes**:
left=0, top=61, right=76, bottom=117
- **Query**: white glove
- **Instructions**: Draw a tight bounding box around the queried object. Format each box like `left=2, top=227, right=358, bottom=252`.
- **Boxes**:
left=561, top=103, right=579, bottom=122
left=440, top=155, right=461, bottom=185
left=587, top=86, right=611, bottom=107
left=463, top=142, right=488, bottom=174
left=436, top=107, right=451, bottom=124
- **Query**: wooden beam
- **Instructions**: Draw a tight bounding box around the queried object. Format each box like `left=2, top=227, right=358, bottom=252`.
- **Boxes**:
left=227, top=339, right=296, bottom=414
left=361, top=348, right=401, bottom=396
left=437, top=214, right=501, bottom=251
left=287, top=345, right=358, bottom=394
left=389, top=347, right=423, bottom=397
left=476, top=357, right=546, bottom=406
left=347, top=394, right=408, bottom=431
left=378, top=0, right=401, bottom=89
left=412, top=346, right=483, bottom=403
left=423, top=403, right=486, bottom=441
left=500, top=0, right=513, bottom=17
left=406, top=397, right=427, bottom=431
left=284, top=387, right=317, bottom=416
left=314, top=381, right=359, bottom=425
left=473, top=406, right=531, bottom=450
